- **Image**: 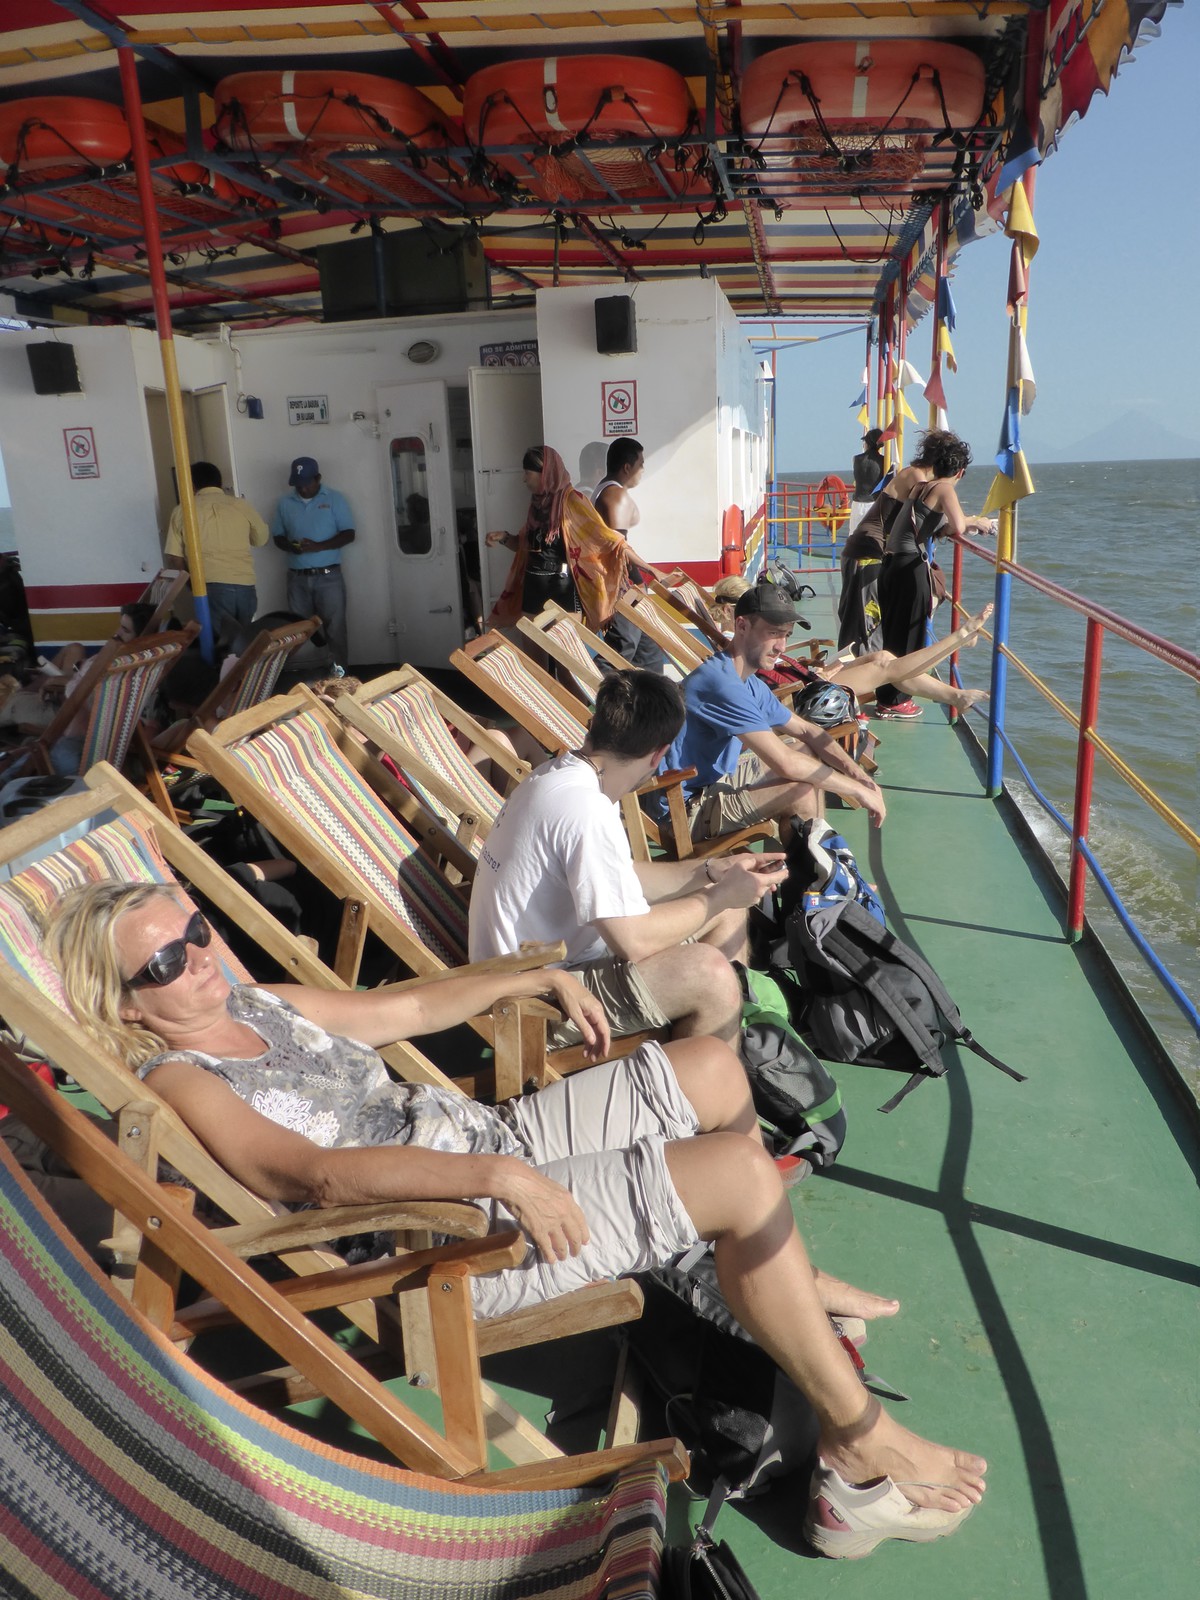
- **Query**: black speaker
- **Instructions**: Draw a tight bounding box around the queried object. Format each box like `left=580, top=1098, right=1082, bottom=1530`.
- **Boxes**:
left=26, top=341, right=81, bottom=395
left=316, top=228, right=488, bottom=322
left=595, top=295, right=637, bottom=355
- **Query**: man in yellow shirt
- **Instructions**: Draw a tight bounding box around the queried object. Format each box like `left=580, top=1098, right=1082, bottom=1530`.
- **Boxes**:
left=164, top=462, right=269, bottom=647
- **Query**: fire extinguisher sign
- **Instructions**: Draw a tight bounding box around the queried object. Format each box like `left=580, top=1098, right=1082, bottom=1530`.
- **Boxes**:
left=601, top=380, right=638, bottom=436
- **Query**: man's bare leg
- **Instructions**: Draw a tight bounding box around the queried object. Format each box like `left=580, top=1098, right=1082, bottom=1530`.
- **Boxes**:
left=665, top=1132, right=988, bottom=1512
left=636, top=942, right=744, bottom=1051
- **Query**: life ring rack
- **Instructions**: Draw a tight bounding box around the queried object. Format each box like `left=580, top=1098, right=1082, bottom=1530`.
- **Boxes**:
left=0, top=95, right=271, bottom=250
left=212, top=70, right=484, bottom=208
left=462, top=54, right=708, bottom=204
left=740, top=41, right=987, bottom=196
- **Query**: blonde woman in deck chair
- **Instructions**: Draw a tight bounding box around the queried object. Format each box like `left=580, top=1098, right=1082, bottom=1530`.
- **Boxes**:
left=47, top=879, right=988, bottom=1562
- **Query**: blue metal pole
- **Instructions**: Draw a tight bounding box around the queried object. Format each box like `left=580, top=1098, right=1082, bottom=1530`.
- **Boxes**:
left=986, top=567, right=1012, bottom=796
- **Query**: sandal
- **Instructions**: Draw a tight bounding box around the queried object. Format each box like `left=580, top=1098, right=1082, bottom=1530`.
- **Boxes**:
left=803, top=1462, right=975, bottom=1559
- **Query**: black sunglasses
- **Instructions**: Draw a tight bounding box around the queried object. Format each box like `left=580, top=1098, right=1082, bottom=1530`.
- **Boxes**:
left=124, top=911, right=212, bottom=989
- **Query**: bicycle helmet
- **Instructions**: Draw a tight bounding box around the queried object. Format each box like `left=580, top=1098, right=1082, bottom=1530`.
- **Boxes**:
left=791, top=680, right=857, bottom=728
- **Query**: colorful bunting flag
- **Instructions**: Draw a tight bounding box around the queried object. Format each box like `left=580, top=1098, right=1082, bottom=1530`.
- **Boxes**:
left=994, top=131, right=1040, bottom=198
left=1006, top=180, right=1040, bottom=262
left=936, top=275, right=957, bottom=332
left=982, top=453, right=1035, bottom=514
left=849, top=386, right=867, bottom=410
left=938, top=323, right=957, bottom=373
left=900, top=391, right=919, bottom=424
left=899, top=358, right=926, bottom=390
left=856, top=403, right=870, bottom=429
left=924, top=364, right=947, bottom=411
left=1017, top=327, right=1037, bottom=413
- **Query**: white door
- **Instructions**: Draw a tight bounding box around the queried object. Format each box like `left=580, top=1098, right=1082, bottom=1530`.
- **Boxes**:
left=378, top=380, right=463, bottom=667
left=467, top=367, right=543, bottom=619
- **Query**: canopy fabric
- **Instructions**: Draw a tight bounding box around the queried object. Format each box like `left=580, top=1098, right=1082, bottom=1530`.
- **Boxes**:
left=0, top=2, right=1171, bottom=332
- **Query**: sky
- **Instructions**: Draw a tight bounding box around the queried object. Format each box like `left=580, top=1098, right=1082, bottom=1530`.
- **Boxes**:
left=769, top=0, right=1199, bottom=472
left=0, top=4, right=1194, bottom=505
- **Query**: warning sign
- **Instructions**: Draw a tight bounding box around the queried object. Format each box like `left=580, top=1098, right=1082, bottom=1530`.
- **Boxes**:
left=63, top=426, right=99, bottom=480
left=601, top=380, right=638, bottom=437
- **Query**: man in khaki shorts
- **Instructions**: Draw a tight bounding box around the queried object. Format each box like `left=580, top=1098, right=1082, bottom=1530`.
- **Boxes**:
left=659, top=583, right=886, bottom=842
left=468, top=671, right=787, bottom=1055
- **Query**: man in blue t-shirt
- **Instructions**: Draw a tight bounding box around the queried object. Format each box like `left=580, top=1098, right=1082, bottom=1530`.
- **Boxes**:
left=271, top=456, right=355, bottom=668
left=665, top=583, right=885, bottom=842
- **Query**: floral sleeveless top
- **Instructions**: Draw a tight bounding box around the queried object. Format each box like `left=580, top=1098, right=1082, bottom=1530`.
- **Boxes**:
left=137, top=985, right=522, bottom=1158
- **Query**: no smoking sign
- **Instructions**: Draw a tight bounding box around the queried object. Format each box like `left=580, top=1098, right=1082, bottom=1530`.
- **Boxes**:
left=63, top=426, right=99, bottom=480
left=601, top=380, right=638, bottom=437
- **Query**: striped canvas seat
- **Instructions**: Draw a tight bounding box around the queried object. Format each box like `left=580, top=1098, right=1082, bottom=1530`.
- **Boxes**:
left=369, top=680, right=504, bottom=836
left=224, top=708, right=469, bottom=966
left=79, top=641, right=185, bottom=771
left=545, top=618, right=604, bottom=702
left=0, top=1137, right=667, bottom=1600
left=0, top=813, right=250, bottom=1015
left=474, top=642, right=588, bottom=752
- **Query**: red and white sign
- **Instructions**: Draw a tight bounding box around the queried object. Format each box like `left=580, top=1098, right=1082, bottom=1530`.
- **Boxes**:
left=601, top=380, right=638, bottom=437
left=63, top=426, right=99, bottom=480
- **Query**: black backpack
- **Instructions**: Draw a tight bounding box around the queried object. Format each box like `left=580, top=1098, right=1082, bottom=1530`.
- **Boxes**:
left=787, top=897, right=1025, bottom=1111
left=736, top=964, right=845, bottom=1168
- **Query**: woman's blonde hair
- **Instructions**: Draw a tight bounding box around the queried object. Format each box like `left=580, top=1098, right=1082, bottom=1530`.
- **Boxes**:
left=44, top=882, right=182, bottom=1069
left=710, top=575, right=751, bottom=620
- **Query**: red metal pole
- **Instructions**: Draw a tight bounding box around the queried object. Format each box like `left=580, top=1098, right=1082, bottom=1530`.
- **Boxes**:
left=1067, top=618, right=1104, bottom=941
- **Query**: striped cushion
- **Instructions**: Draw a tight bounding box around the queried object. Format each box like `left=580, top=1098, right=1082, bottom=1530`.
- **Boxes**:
left=546, top=620, right=603, bottom=703
left=478, top=644, right=588, bottom=753
left=369, top=683, right=503, bottom=837
left=0, top=1142, right=667, bottom=1600
left=0, top=814, right=250, bottom=1015
left=80, top=646, right=180, bottom=771
left=226, top=710, right=468, bottom=966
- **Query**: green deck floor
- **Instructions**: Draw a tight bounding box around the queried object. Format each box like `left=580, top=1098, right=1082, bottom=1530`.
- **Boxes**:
left=691, top=562, right=1200, bottom=1598
left=282, top=571, right=1197, bottom=1598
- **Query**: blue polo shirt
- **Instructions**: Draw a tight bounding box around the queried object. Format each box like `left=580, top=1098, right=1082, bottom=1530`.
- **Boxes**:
left=271, top=486, right=354, bottom=570
left=665, top=651, right=792, bottom=802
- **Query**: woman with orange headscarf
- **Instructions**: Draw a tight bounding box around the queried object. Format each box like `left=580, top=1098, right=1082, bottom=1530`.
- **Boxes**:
left=485, top=445, right=668, bottom=633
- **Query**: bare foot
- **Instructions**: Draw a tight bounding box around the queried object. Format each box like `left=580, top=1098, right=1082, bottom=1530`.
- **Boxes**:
left=960, top=604, right=994, bottom=645
left=950, top=686, right=989, bottom=711
left=822, top=1407, right=988, bottom=1513
left=813, top=1268, right=899, bottom=1321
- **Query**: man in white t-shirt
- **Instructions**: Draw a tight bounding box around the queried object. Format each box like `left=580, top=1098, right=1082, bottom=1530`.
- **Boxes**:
left=469, top=672, right=788, bottom=1053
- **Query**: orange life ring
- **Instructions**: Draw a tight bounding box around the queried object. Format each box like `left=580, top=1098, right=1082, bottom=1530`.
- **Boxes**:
left=741, top=42, right=985, bottom=198
left=463, top=55, right=705, bottom=203
left=720, top=505, right=745, bottom=579
left=213, top=70, right=483, bottom=207
left=0, top=97, right=130, bottom=172
left=741, top=42, right=986, bottom=136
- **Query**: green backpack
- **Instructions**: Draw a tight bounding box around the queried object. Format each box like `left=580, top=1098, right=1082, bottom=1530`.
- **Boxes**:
left=738, top=965, right=846, bottom=1169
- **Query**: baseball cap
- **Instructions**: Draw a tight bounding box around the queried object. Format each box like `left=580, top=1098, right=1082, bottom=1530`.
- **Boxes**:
left=735, top=582, right=811, bottom=630
left=288, top=456, right=320, bottom=486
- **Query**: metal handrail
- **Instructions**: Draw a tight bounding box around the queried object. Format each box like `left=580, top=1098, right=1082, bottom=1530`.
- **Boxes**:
left=941, top=530, right=1198, bottom=1040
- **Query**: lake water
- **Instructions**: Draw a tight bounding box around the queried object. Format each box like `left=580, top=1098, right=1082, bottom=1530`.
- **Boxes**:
left=780, top=457, right=1199, bottom=1094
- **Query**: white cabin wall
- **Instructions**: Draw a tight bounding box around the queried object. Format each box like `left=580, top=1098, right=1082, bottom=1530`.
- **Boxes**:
left=535, top=279, right=722, bottom=573
left=207, top=310, right=536, bottom=662
left=0, top=326, right=173, bottom=636
left=714, top=291, right=771, bottom=576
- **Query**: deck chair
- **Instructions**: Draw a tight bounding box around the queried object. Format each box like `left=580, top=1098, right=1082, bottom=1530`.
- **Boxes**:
left=335, top=665, right=530, bottom=853
left=0, top=1069, right=685, bottom=1540
left=142, top=615, right=323, bottom=819
left=0, top=622, right=198, bottom=782
left=137, top=565, right=191, bottom=632
left=187, top=689, right=623, bottom=1097
left=613, top=589, right=710, bottom=674
left=650, top=571, right=728, bottom=651
left=0, top=765, right=649, bottom=1467
left=517, top=601, right=630, bottom=703
left=453, top=630, right=775, bottom=863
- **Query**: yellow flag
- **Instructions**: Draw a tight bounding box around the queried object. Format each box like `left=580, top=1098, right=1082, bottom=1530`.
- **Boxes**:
left=938, top=324, right=958, bottom=373
left=1006, top=181, right=1040, bottom=262
left=856, top=403, right=870, bottom=428
left=981, top=452, right=1036, bottom=514
left=899, top=391, right=918, bottom=424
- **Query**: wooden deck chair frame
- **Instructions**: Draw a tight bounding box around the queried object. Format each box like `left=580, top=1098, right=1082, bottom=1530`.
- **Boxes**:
left=138, top=566, right=191, bottom=633
left=0, top=1048, right=685, bottom=1494
left=614, top=589, right=710, bottom=674
left=516, top=602, right=630, bottom=702
left=648, top=572, right=728, bottom=651
left=454, top=629, right=775, bottom=864
left=186, top=687, right=618, bottom=1097
left=334, top=665, right=530, bottom=853
left=0, top=621, right=199, bottom=782
left=0, top=764, right=647, bottom=1468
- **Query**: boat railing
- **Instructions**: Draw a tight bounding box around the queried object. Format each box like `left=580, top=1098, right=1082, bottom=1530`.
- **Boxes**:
left=765, top=479, right=850, bottom=553
left=941, top=531, right=1198, bottom=1041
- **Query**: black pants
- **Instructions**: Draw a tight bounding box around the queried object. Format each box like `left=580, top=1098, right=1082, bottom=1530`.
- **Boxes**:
left=601, top=609, right=669, bottom=674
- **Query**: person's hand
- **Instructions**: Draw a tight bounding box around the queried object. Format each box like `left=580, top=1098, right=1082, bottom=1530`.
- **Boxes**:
left=547, top=971, right=611, bottom=1062
left=973, top=517, right=999, bottom=536
left=498, top=1160, right=590, bottom=1263
left=861, top=781, right=887, bottom=829
left=297, top=537, right=323, bottom=553
left=714, top=853, right=789, bottom=908
left=485, top=529, right=509, bottom=548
